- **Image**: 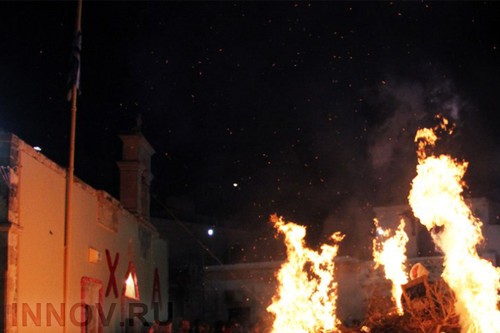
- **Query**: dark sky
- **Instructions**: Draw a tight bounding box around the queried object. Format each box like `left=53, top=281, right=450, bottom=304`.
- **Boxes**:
left=1, top=1, right=499, bottom=240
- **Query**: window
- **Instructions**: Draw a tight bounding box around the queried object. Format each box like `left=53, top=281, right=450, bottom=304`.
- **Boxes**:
left=122, top=262, right=140, bottom=300
left=81, top=277, right=103, bottom=333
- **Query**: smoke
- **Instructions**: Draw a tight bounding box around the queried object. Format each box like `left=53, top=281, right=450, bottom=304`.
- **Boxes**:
left=366, top=76, right=466, bottom=205
left=320, top=75, right=472, bottom=259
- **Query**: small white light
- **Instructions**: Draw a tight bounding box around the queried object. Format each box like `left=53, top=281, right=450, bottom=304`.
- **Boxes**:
left=34, top=146, right=42, bottom=152
left=207, top=228, right=214, bottom=236
left=233, top=183, right=238, bottom=187
left=377, top=228, right=385, bottom=236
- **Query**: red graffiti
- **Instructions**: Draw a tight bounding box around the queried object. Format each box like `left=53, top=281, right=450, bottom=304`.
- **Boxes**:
left=151, top=268, right=162, bottom=310
left=105, top=250, right=119, bottom=298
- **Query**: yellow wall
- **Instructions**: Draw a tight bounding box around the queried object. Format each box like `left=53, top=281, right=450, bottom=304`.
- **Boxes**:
left=10, top=138, right=168, bottom=333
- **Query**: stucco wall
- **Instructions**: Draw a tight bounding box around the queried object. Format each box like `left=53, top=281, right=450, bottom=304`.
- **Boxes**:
left=5, top=136, right=168, bottom=333
left=16, top=147, right=66, bottom=333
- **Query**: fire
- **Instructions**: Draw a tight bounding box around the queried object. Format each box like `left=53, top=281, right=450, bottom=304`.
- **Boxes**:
left=372, top=218, right=409, bottom=315
left=124, top=273, right=136, bottom=299
left=408, top=116, right=500, bottom=333
left=267, top=214, right=344, bottom=333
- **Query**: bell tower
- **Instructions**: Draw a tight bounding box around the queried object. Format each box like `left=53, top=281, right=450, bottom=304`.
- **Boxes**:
left=117, top=128, right=155, bottom=220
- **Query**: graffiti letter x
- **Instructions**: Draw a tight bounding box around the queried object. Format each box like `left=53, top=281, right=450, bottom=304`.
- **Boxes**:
left=105, top=249, right=119, bottom=298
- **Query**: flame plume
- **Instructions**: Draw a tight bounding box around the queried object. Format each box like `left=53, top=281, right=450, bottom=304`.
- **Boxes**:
left=372, top=218, right=409, bottom=315
left=408, top=116, right=500, bottom=333
left=267, top=214, right=344, bottom=333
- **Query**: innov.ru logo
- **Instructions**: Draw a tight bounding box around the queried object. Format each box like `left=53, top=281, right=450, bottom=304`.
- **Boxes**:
left=4, top=302, right=161, bottom=327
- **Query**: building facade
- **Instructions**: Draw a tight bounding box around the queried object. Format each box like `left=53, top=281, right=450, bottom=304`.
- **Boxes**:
left=373, top=198, right=500, bottom=262
left=0, top=133, right=168, bottom=333
left=201, top=197, right=500, bottom=326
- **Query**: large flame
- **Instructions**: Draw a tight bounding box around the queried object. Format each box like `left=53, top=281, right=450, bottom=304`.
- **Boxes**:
left=372, top=218, right=409, bottom=315
left=408, top=116, right=500, bottom=333
left=267, top=214, right=344, bottom=333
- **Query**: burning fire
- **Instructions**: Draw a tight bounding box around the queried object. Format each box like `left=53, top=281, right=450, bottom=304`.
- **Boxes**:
left=372, top=218, right=409, bottom=315
left=267, top=214, right=344, bottom=333
left=408, top=115, right=500, bottom=332
left=124, top=273, right=136, bottom=299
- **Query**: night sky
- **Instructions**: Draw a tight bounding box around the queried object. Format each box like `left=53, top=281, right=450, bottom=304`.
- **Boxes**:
left=1, top=1, right=499, bottom=248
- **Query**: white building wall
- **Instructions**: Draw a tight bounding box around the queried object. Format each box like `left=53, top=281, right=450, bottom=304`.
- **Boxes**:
left=5, top=135, right=168, bottom=333
left=373, top=198, right=500, bottom=262
left=16, top=147, right=66, bottom=333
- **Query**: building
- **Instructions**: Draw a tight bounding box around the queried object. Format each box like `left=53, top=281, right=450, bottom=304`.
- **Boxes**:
left=373, top=197, right=500, bottom=262
left=0, top=133, right=168, bottom=333
left=203, top=256, right=366, bottom=328
left=200, top=197, right=500, bottom=326
left=151, top=213, right=260, bottom=325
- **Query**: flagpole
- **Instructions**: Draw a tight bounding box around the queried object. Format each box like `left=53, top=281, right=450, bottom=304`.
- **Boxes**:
left=64, top=0, right=82, bottom=331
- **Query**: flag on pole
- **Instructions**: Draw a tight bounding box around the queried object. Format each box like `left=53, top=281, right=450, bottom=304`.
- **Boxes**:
left=67, top=30, right=82, bottom=101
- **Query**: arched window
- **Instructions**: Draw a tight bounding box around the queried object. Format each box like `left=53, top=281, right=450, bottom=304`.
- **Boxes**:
left=122, top=262, right=140, bottom=300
